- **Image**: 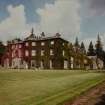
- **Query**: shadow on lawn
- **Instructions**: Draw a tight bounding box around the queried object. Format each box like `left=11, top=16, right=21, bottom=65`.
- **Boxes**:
left=95, top=94, right=105, bottom=105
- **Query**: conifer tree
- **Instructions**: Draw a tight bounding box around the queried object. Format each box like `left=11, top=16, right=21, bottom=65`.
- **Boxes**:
left=95, top=34, right=103, bottom=57
left=0, top=41, right=5, bottom=53
left=74, top=37, right=79, bottom=47
left=80, top=42, right=86, bottom=54
left=87, top=41, right=95, bottom=56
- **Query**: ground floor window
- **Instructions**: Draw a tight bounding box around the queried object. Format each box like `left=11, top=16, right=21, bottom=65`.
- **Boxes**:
left=71, top=57, right=74, bottom=69
left=50, top=60, right=53, bottom=69
left=40, top=60, right=44, bottom=69
left=64, top=60, right=68, bottom=69
left=31, top=60, right=36, bottom=68
left=4, top=58, right=9, bottom=68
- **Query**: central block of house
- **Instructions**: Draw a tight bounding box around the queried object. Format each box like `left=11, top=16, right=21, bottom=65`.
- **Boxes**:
left=3, top=29, right=69, bottom=69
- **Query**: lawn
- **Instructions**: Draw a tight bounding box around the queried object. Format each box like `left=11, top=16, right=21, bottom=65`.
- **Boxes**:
left=0, top=70, right=105, bottom=105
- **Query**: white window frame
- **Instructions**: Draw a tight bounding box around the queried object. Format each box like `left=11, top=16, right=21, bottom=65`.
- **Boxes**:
left=50, top=49, right=54, bottom=55
left=40, top=60, right=44, bottom=69
left=63, top=50, right=65, bottom=56
left=19, top=44, right=22, bottom=48
left=19, top=50, right=22, bottom=57
left=25, top=50, right=29, bottom=56
left=12, top=45, right=15, bottom=49
left=16, top=45, right=18, bottom=49
left=31, top=60, right=36, bottom=67
left=12, top=52, right=14, bottom=58
left=25, top=42, right=29, bottom=46
left=32, top=42, right=36, bottom=46
left=41, top=42, right=45, bottom=46
left=50, top=60, right=53, bottom=69
left=31, top=50, right=36, bottom=56
left=41, top=50, right=44, bottom=56
left=51, top=41, right=54, bottom=45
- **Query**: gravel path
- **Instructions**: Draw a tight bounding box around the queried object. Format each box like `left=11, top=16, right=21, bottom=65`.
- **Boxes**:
left=64, top=81, right=105, bottom=105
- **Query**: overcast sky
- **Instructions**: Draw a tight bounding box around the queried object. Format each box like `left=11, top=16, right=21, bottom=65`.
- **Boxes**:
left=0, top=0, right=105, bottom=47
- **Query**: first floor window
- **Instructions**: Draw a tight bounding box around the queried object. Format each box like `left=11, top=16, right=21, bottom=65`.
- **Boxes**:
left=25, top=50, right=29, bottom=56
left=12, top=52, right=14, bottom=58
left=41, top=50, right=44, bottom=56
left=25, top=42, right=29, bottom=46
left=32, top=50, right=36, bottom=56
left=63, top=50, right=65, bottom=56
left=32, top=42, right=36, bottom=46
left=12, top=45, right=15, bottom=49
left=51, top=41, right=54, bottom=45
left=41, top=42, right=45, bottom=46
left=50, top=49, right=54, bottom=55
left=19, top=44, right=22, bottom=48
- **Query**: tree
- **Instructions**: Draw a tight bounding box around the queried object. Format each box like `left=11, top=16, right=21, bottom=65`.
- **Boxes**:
left=95, top=34, right=103, bottom=57
left=80, top=42, right=86, bottom=54
left=95, top=34, right=105, bottom=69
left=0, top=41, right=6, bottom=65
left=87, top=41, right=95, bottom=56
left=74, top=37, right=79, bottom=47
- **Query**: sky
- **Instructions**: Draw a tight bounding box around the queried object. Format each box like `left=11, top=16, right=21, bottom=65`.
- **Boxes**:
left=0, top=0, right=105, bottom=48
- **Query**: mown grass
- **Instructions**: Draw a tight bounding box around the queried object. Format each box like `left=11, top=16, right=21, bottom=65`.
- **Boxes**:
left=0, top=70, right=105, bottom=105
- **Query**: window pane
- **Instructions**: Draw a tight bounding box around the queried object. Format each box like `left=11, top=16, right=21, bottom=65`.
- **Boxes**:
left=25, top=50, right=29, bottom=56
left=50, top=49, right=53, bottom=55
left=41, top=50, right=44, bottom=56
left=32, top=50, right=36, bottom=56
left=41, top=42, right=45, bottom=46
left=25, top=42, right=29, bottom=46
left=51, top=41, right=54, bottom=45
left=32, top=42, right=36, bottom=46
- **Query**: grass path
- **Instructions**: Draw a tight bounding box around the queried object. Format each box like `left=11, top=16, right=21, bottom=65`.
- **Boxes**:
left=0, top=70, right=105, bottom=105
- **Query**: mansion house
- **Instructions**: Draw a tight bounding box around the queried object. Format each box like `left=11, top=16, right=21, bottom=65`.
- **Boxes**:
left=2, top=29, right=70, bottom=69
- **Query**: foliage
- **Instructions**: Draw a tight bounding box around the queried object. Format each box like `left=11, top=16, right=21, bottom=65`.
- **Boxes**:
left=74, top=37, right=80, bottom=47
left=87, top=41, right=95, bottom=56
left=80, top=42, right=86, bottom=54
left=0, top=41, right=5, bottom=54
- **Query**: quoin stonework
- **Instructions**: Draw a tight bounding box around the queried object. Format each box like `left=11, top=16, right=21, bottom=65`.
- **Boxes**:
left=1, top=29, right=105, bottom=70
